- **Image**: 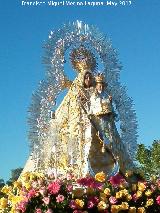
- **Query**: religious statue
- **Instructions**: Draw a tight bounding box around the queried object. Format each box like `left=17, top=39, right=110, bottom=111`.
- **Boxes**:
left=25, top=21, right=137, bottom=179
left=44, top=46, right=127, bottom=178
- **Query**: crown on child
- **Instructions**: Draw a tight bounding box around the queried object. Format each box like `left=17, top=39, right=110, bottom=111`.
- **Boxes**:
left=95, top=73, right=105, bottom=83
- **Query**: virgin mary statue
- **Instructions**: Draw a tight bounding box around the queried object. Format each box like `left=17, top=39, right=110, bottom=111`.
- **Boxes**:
left=25, top=46, right=134, bottom=178
left=24, top=21, right=137, bottom=179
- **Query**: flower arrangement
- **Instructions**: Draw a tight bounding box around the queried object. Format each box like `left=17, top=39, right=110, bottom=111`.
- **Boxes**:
left=0, top=171, right=160, bottom=213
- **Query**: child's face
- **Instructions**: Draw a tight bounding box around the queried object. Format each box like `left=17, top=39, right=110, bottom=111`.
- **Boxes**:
left=96, top=83, right=103, bottom=92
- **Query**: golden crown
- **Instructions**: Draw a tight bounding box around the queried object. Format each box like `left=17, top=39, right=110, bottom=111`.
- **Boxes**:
left=70, top=45, right=97, bottom=73
left=95, top=73, right=105, bottom=83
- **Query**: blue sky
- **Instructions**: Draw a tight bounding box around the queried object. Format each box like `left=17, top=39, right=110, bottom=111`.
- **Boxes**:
left=0, top=0, right=160, bottom=181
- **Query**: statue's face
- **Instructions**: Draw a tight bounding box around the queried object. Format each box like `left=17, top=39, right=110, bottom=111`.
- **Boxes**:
left=84, top=73, right=92, bottom=88
left=76, top=60, right=89, bottom=72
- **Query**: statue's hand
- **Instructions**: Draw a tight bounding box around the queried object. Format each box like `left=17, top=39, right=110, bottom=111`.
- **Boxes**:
left=109, top=95, right=112, bottom=102
left=88, top=114, right=93, bottom=120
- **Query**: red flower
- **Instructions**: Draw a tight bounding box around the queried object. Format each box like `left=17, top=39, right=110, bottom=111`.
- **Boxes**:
left=48, top=181, right=61, bottom=194
left=93, top=182, right=104, bottom=190
left=109, top=174, right=125, bottom=187
left=77, top=177, right=95, bottom=187
left=87, top=196, right=99, bottom=209
left=27, top=189, right=37, bottom=199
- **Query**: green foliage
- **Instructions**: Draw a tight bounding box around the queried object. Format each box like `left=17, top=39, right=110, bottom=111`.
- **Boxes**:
left=136, top=140, right=160, bottom=179
left=6, top=167, right=23, bottom=185
left=0, top=178, right=5, bottom=198
left=0, top=179, right=5, bottom=188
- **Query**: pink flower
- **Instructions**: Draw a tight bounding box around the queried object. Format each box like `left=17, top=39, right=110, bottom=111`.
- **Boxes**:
left=35, top=209, right=42, bottom=213
left=48, top=181, right=61, bottom=194
left=42, top=197, right=50, bottom=205
left=28, top=189, right=37, bottom=199
left=150, top=184, right=156, bottom=192
left=156, top=195, right=160, bottom=205
left=109, top=196, right=117, bottom=204
left=73, top=210, right=83, bottom=213
left=56, top=194, right=64, bottom=203
left=46, top=209, right=53, bottom=213
left=132, top=193, right=138, bottom=202
left=17, top=201, right=27, bottom=212
left=39, top=187, right=47, bottom=196
left=69, top=200, right=77, bottom=209
left=109, top=174, right=125, bottom=187
left=66, top=184, right=73, bottom=192
left=87, top=200, right=94, bottom=208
